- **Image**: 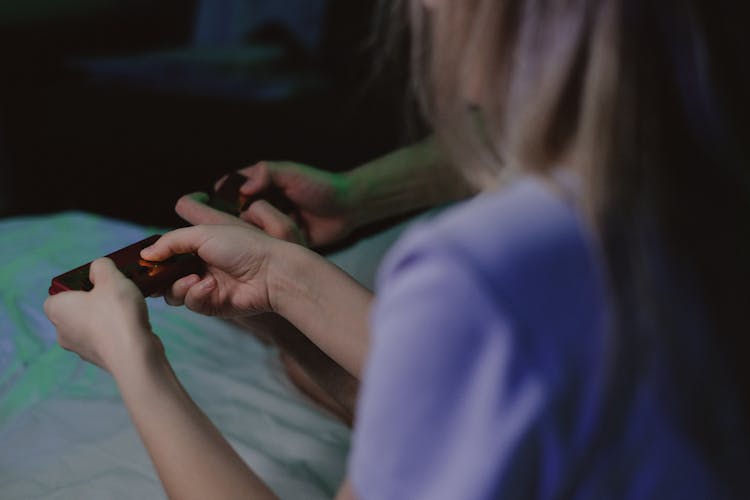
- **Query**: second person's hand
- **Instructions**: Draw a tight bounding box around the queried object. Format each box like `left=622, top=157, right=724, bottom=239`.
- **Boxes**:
left=231, top=161, right=357, bottom=248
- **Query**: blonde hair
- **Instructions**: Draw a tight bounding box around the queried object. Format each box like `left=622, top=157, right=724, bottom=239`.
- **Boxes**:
left=396, top=0, right=750, bottom=484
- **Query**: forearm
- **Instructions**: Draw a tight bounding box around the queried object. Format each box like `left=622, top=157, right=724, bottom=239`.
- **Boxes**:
left=269, top=246, right=373, bottom=378
left=345, top=136, right=475, bottom=228
left=114, top=342, right=277, bottom=500
left=235, top=314, right=359, bottom=410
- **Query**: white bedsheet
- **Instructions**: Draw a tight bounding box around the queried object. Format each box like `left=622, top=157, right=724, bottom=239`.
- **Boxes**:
left=0, top=211, right=416, bottom=499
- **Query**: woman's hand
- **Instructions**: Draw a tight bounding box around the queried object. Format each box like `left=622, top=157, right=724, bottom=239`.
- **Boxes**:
left=45, top=259, right=281, bottom=500
left=141, top=224, right=293, bottom=318
left=220, top=161, right=356, bottom=247
left=43, top=258, right=161, bottom=375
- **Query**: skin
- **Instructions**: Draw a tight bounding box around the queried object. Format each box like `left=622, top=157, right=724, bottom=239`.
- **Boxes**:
left=188, top=136, right=473, bottom=249
left=143, top=225, right=373, bottom=376
left=234, top=313, right=359, bottom=425
left=43, top=138, right=474, bottom=498
left=45, top=227, right=367, bottom=499
left=174, top=138, right=475, bottom=418
left=44, top=258, right=278, bottom=499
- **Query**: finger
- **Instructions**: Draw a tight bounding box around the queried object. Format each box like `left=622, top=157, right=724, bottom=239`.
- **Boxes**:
left=183, top=275, right=217, bottom=315
left=244, top=200, right=305, bottom=244
left=238, top=162, right=273, bottom=196
left=163, top=273, right=201, bottom=306
left=175, top=193, right=246, bottom=226
left=89, top=258, right=120, bottom=286
left=43, top=294, right=59, bottom=320
left=164, top=289, right=184, bottom=307
left=140, top=226, right=210, bottom=262
left=43, top=290, right=87, bottom=322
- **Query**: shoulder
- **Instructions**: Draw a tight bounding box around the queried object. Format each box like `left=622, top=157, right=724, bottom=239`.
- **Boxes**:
left=376, top=176, right=608, bottom=351
left=356, top=177, right=610, bottom=499
left=380, top=176, right=590, bottom=284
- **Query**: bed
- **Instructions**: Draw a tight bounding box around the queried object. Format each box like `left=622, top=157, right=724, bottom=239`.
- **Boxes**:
left=0, top=211, right=416, bottom=499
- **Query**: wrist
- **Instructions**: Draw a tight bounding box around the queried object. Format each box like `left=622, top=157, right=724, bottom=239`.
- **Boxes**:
left=341, top=168, right=370, bottom=230
left=341, top=138, right=462, bottom=229
left=265, top=242, right=322, bottom=316
left=109, top=329, right=169, bottom=382
left=263, top=239, right=373, bottom=376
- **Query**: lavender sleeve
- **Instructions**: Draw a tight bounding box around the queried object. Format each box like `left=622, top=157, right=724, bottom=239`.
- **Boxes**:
left=349, top=235, right=546, bottom=500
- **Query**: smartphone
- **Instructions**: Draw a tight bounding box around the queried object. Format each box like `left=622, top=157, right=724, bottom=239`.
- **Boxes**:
left=49, top=235, right=204, bottom=296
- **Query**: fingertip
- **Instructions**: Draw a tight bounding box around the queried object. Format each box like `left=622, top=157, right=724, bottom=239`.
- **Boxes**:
left=92, top=257, right=114, bottom=268
left=239, top=177, right=260, bottom=195
left=175, top=273, right=202, bottom=291
left=246, top=198, right=274, bottom=216
left=140, top=245, right=158, bottom=260
left=188, top=192, right=210, bottom=203
left=186, top=275, right=216, bottom=303
left=164, top=292, right=183, bottom=307
left=164, top=272, right=200, bottom=306
left=245, top=199, right=287, bottom=228
left=197, top=275, right=216, bottom=292
left=140, top=233, right=173, bottom=261
left=144, top=226, right=208, bottom=263
left=239, top=162, right=273, bottom=195
left=239, top=182, right=252, bottom=195
left=183, top=275, right=217, bottom=313
left=177, top=193, right=244, bottom=226
left=175, top=192, right=209, bottom=217
left=89, top=258, right=115, bottom=282
left=240, top=201, right=264, bottom=228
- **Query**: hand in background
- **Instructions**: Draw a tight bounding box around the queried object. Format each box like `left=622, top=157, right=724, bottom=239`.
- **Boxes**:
left=43, top=258, right=161, bottom=375
left=174, top=161, right=352, bottom=247
left=230, top=161, right=356, bottom=248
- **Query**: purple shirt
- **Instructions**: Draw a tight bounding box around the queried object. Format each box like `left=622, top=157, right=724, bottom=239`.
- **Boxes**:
left=349, top=178, right=735, bottom=499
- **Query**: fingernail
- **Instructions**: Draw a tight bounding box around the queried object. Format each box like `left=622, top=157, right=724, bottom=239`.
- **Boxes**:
left=185, top=275, right=201, bottom=287
left=200, top=276, right=216, bottom=290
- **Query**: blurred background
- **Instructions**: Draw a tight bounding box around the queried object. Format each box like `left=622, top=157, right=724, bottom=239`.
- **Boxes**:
left=0, top=0, right=410, bottom=228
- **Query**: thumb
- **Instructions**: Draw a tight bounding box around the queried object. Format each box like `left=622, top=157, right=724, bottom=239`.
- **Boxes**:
left=89, top=258, right=120, bottom=286
left=140, top=226, right=210, bottom=262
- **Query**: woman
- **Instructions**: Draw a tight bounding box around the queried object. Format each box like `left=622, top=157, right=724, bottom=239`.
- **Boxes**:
left=44, top=0, right=750, bottom=498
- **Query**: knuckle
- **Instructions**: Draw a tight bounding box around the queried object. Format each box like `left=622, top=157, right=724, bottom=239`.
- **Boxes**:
left=56, top=333, right=69, bottom=350
left=43, top=298, right=54, bottom=317
left=282, top=222, right=297, bottom=240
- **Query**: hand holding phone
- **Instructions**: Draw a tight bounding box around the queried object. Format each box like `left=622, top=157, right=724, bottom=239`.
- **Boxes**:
left=207, top=172, right=294, bottom=216
left=49, top=235, right=204, bottom=297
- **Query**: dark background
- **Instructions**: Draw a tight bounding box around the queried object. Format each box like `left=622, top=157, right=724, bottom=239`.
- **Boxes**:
left=0, top=0, right=410, bottom=228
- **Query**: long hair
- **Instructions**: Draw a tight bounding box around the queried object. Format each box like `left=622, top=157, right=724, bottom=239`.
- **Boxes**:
left=395, top=0, right=750, bottom=490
